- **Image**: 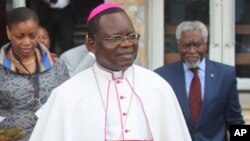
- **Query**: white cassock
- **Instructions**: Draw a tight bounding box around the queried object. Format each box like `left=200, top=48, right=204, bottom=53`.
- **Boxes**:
left=29, top=63, right=191, bottom=141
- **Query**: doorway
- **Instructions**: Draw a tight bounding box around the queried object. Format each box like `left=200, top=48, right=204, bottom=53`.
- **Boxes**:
left=73, top=0, right=104, bottom=46
left=0, top=0, right=11, bottom=47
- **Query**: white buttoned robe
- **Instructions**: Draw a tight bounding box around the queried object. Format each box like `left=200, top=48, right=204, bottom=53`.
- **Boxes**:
left=29, top=63, right=191, bottom=141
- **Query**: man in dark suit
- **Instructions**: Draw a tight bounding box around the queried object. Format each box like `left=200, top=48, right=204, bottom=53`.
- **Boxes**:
left=155, top=21, right=245, bottom=141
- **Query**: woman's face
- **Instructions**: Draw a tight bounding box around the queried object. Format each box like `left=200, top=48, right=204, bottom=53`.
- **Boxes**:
left=7, top=19, right=39, bottom=58
left=38, top=27, right=50, bottom=49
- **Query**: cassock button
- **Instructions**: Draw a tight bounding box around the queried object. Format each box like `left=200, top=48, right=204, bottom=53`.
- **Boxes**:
left=116, top=80, right=122, bottom=84
left=122, top=112, right=127, bottom=116
left=124, top=129, right=130, bottom=133
left=120, top=96, right=125, bottom=99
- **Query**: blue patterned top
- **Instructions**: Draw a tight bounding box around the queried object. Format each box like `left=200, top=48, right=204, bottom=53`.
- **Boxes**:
left=0, top=43, right=70, bottom=141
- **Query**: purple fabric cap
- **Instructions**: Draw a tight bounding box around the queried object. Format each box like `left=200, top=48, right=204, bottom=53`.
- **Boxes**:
left=87, top=2, right=123, bottom=23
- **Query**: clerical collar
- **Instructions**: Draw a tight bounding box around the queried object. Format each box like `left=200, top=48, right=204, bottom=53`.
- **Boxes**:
left=112, top=71, right=123, bottom=79
left=95, top=62, right=132, bottom=80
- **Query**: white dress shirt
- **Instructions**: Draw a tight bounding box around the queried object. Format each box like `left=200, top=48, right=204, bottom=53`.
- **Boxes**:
left=50, top=0, right=70, bottom=9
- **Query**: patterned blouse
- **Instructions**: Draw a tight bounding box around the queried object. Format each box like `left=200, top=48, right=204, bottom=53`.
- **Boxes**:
left=0, top=43, right=70, bottom=141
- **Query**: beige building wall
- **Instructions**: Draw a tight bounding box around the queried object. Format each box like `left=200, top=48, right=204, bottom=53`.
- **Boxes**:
left=108, top=0, right=148, bottom=67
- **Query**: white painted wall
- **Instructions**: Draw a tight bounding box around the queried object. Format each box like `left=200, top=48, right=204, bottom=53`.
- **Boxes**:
left=148, top=0, right=164, bottom=70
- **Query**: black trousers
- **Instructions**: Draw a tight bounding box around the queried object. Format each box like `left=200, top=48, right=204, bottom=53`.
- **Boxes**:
left=44, top=5, right=75, bottom=53
left=29, top=0, right=75, bottom=54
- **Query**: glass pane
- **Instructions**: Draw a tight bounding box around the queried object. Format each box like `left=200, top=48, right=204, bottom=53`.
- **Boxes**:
left=164, top=0, right=209, bottom=64
left=235, top=0, right=250, bottom=78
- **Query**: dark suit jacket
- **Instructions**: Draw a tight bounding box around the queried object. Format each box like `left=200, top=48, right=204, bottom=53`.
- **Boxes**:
left=155, top=58, right=244, bottom=141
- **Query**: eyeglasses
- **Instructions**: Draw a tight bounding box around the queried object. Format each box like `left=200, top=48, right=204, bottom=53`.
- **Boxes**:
left=93, top=33, right=140, bottom=43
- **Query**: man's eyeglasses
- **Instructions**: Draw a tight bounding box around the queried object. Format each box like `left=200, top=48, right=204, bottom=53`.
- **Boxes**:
left=93, top=33, right=140, bottom=43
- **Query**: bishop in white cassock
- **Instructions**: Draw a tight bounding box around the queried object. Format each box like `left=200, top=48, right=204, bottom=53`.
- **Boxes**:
left=30, top=63, right=191, bottom=141
left=29, top=2, right=191, bottom=141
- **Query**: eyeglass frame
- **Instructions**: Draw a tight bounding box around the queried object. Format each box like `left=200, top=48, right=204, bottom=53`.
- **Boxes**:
left=93, top=33, right=140, bottom=43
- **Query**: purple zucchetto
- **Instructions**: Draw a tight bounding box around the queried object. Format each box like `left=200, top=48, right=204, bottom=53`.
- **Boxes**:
left=87, top=2, right=123, bottom=24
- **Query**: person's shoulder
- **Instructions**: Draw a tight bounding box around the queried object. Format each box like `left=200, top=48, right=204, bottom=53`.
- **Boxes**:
left=60, top=45, right=90, bottom=64
left=53, top=57, right=66, bottom=66
left=60, top=45, right=88, bottom=58
left=207, top=59, right=235, bottom=70
left=51, top=57, right=70, bottom=76
left=53, top=68, right=92, bottom=93
left=206, top=59, right=236, bottom=78
left=62, top=67, right=92, bottom=84
left=133, top=65, right=174, bottom=89
left=133, top=64, right=151, bottom=72
left=133, top=65, right=169, bottom=80
left=154, top=61, right=182, bottom=74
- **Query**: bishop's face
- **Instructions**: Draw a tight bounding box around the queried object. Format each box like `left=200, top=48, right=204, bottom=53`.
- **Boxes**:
left=92, top=12, right=139, bottom=71
left=178, top=30, right=207, bottom=68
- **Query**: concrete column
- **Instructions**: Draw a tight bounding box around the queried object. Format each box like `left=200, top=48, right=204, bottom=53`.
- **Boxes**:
left=13, top=0, right=26, bottom=8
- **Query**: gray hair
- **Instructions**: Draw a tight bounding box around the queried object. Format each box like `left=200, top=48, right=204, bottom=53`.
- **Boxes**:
left=176, top=21, right=208, bottom=44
